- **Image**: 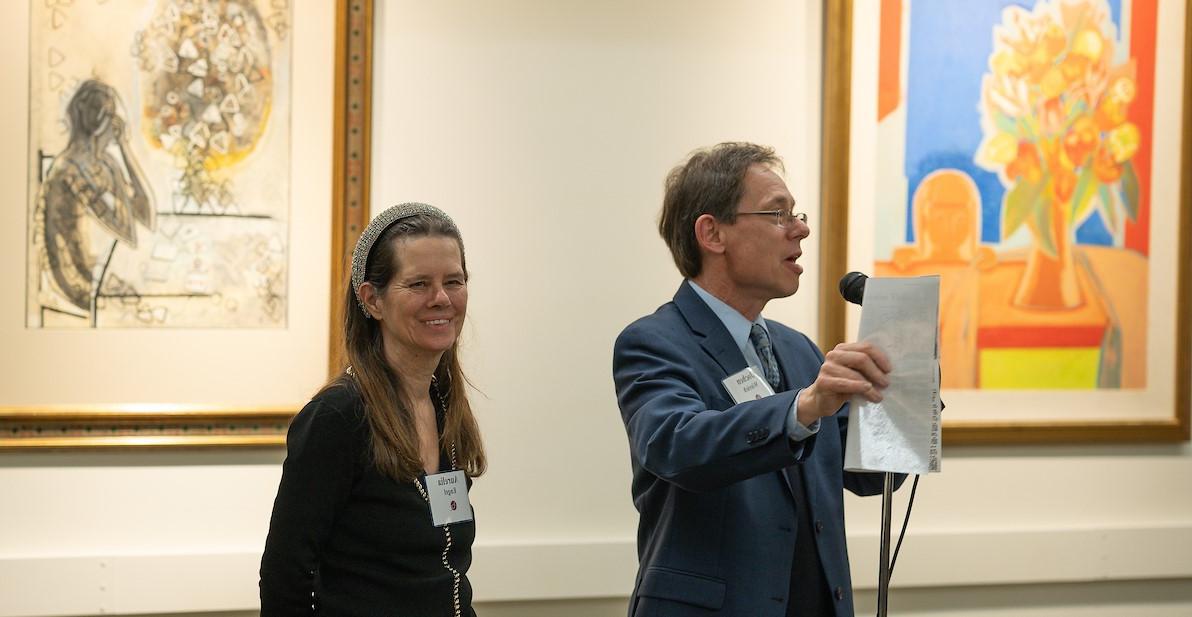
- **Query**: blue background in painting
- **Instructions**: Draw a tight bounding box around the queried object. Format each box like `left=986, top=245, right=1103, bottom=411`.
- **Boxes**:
left=903, top=0, right=1121, bottom=246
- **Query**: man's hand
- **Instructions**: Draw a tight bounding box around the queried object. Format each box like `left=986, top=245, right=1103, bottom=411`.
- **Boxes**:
left=796, top=341, right=892, bottom=426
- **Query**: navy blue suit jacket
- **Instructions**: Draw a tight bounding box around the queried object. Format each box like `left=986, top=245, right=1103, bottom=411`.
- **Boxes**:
left=613, top=281, right=891, bottom=617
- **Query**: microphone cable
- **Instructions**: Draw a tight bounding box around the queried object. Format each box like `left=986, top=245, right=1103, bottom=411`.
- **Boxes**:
left=891, top=371, right=939, bottom=576
left=873, top=474, right=919, bottom=617
left=888, top=474, right=919, bottom=575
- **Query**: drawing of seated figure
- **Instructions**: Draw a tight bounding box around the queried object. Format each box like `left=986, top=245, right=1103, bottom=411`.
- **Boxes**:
left=35, top=79, right=155, bottom=315
left=884, top=168, right=995, bottom=389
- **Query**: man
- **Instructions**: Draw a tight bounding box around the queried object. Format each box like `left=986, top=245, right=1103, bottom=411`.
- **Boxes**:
left=613, top=142, right=898, bottom=617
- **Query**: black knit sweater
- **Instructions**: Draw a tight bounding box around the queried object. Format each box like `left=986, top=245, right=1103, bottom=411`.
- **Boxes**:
left=260, top=383, right=476, bottom=617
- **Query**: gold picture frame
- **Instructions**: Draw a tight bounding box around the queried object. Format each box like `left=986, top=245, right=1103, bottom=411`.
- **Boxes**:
left=818, top=0, right=1191, bottom=444
left=329, top=0, right=374, bottom=377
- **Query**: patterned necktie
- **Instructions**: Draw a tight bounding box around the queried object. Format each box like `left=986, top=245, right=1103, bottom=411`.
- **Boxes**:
left=749, top=323, right=781, bottom=390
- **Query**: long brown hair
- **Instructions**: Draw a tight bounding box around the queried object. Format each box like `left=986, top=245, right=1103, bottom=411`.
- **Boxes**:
left=324, top=213, right=486, bottom=482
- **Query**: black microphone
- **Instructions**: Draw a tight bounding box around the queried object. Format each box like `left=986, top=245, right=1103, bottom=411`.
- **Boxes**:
left=838, top=271, right=868, bottom=306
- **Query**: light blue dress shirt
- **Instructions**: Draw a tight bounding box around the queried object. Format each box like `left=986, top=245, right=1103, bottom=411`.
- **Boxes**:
left=689, top=280, right=819, bottom=441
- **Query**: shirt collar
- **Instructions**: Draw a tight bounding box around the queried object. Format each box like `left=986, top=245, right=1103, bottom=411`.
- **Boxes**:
left=688, top=280, right=768, bottom=352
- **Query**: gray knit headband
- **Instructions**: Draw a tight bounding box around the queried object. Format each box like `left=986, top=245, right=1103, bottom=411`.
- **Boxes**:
left=350, top=202, right=458, bottom=316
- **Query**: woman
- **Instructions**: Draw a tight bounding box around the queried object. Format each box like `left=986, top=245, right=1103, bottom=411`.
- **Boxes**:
left=261, top=203, right=486, bottom=617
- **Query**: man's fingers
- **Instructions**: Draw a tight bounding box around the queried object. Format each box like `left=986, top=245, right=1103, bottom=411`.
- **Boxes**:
left=830, top=341, right=893, bottom=372
left=824, top=348, right=890, bottom=388
left=867, top=345, right=893, bottom=374
left=817, top=373, right=884, bottom=402
left=813, top=342, right=897, bottom=413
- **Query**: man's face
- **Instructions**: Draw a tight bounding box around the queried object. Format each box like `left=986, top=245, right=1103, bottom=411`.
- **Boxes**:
left=719, top=164, right=809, bottom=307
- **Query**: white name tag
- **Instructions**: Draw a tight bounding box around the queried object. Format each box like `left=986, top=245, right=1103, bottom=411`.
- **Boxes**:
left=721, top=366, right=775, bottom=404
left=424, top=469, right=474, bottom=527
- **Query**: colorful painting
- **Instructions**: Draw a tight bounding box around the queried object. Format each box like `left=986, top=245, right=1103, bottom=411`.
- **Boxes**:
left=27, top=0, right=291, bottom=328
left=873, top=0, right=1155, bottom=390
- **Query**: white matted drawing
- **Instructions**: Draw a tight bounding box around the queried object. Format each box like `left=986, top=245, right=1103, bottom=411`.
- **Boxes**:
left=27, top=0, right=291, bottom=328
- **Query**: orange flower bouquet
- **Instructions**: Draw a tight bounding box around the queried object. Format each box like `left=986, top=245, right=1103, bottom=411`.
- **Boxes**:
left=975, top=0, right=1140, bottom=308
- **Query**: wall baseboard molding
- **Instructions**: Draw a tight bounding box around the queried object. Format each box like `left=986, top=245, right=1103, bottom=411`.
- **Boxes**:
left=1, top=524, right=1189, bottom=616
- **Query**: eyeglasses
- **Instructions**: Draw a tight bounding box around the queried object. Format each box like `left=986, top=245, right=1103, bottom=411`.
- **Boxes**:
left=736, top=210, right=808, bottom=229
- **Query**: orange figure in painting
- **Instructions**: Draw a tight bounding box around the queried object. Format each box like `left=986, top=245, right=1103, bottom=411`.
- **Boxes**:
left=892, top=169, right=997, bottom=270
left=882, top=169, right=994, bottom=389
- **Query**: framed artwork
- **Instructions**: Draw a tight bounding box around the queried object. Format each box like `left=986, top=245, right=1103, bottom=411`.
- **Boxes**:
left=28, top=1, right=293, bottom=329
left=819, top=0, right=1190, bottom=443
left=0, top=0, right=336, bottom=448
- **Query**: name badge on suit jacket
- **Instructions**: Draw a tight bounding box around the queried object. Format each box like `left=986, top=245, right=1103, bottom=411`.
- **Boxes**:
left=721, top=367, right=775, bottom=404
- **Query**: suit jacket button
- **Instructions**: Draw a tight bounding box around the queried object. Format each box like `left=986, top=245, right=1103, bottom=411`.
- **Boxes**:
left=815, top=520, right=824, bottom=533
left=835, top=586, right=845, bottom=601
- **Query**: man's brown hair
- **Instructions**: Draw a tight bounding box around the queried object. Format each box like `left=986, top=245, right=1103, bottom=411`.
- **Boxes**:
left=658, top=142, right=783, bottom=277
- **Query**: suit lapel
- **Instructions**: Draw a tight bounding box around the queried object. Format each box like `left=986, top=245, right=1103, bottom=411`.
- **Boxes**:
left=673, top=281, right=748, bottom=378
left=676, top=285, right=811, bottom=502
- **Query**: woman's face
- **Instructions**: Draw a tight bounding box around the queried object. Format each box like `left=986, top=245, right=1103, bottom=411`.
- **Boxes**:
left=368, top=235, right=468, bottom=360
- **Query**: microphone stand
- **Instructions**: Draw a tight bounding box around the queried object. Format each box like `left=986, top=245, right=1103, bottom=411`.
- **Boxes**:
left=837, top=272, right=928, bottom=616
left=877, top=472, right=894, bottom=617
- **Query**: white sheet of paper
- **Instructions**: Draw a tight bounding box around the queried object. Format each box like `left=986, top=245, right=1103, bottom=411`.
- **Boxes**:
left=843, top=276, right=942, bottom=474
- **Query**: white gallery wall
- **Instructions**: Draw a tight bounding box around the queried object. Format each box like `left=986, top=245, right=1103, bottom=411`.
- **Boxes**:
left=367, top=0, right=824, bottom=554
left=1, top=1, right=1190, bottom=617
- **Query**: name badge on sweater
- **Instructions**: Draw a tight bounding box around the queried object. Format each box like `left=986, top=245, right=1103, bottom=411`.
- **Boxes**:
left=722, top=367, right=775, bottom=404
left=425, top=470, right=473, bottom=527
